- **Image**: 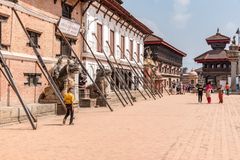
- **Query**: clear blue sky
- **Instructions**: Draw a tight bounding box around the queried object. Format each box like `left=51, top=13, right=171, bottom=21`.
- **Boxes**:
left=123, top=0, right=240, bottom=70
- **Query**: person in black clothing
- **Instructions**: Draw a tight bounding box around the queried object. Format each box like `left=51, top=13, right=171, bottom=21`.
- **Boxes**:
left=197, top=84, right=204, bottom=103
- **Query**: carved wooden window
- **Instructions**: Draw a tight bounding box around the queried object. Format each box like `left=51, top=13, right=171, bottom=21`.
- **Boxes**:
left=110, top=30, right=115, bottom=55
left=129, top=40, right=133, bottom=61
left=24, top=73, right=42, bottom=86
left=62, top=3, right=72, bottom=19
left=96, top=23, right=103, bottom=52
left=27, top=30, right=41, bottom=48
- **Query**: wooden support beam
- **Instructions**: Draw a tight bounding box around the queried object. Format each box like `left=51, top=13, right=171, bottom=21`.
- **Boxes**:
left=82, top=1, right=94, bottom=16
left=109, top=12, right=115, bottom=22
left=104, top=9, right=109, bottom=18
left=120, top=21, right=125, bottom=28
left=96, top=3, right=102, bottom=14
left=116, top=17, right=121, bottom=25
left=72, top=0, right=81, bottom=10
left=126, top=23, right=131, bottom=30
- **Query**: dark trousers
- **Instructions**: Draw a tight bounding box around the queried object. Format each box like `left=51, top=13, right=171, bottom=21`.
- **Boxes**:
left=226, top=89, right=230, bottom=95
left=198, top=94, right=203, bottom=103
left=64, top=104, right=74, bottom=124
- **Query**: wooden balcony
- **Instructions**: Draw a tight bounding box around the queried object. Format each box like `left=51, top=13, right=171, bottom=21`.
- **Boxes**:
left=203, top=68, right=231, bottom=73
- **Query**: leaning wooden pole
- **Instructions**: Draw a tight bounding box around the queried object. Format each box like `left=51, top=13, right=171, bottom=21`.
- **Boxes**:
left=55, top=25, right=113, bottom=111
left=118, top=46, right=156, bottom=100
left=93, top=34, right=135, bottom=105
left=96, top=58, right=128, bottom=106
left=0, top=51, right=36, bottom=130
left=106, top=41, right=147, bottom=100
left=0, top=65, right=37, bottom=123
left=131, top=51, right=163, bottom=98
left=136, top=52, right=171, bottom=96
left=12, top=8, right=67, bottom=112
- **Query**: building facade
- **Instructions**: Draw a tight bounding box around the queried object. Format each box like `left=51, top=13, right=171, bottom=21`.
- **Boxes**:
left=194, top=31, right=231, bottom=88
left=144, top=35, right=187, bottom=90
left=0, top=0, right=83, bottom=106
left=82, top=0, right=152, bottom=91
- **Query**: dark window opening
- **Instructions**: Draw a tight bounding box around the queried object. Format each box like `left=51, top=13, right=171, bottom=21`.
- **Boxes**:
left=62, top=3, right=72, bottom=19
left=27, top=30, right=41, bottom=48
left=0, top=15, right=9, bottom=49
left=24, top=73, right=42, bottom=86
left=61, top=39, right=72, bottom=57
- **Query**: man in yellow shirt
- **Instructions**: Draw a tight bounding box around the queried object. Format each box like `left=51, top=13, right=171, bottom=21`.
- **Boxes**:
left=63, top=88, right=75, bottom=125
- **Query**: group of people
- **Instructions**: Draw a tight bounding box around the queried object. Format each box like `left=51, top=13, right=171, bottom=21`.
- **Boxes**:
left=171, top=83, right=195, bottom=95
left=196, top=82, right=230, bottom=104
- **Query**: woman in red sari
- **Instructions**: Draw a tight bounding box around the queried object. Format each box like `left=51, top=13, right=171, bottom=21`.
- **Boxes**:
left=205, top=82, right=212, bottom=104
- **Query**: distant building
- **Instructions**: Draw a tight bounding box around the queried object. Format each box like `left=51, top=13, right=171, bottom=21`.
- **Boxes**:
left=181, top=70, right=198, bottom=86
left=194, top=31, right=231, bottom=87
left=144, top=34, right=187, bottom=89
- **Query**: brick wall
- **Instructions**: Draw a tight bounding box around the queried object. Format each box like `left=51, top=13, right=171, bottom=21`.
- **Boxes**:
left=0, top=0, right=83, bottom=106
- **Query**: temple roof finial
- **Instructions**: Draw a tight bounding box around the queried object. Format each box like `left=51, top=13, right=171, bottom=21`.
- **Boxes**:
left=217, top=28, right=220, bottom=34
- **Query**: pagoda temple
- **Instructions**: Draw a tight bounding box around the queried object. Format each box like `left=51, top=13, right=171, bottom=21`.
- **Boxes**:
left=194, top=30, right=231, bottom=87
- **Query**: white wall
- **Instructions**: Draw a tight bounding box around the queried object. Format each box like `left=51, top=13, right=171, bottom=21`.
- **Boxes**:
left=84, top=5, right=145, bottom=84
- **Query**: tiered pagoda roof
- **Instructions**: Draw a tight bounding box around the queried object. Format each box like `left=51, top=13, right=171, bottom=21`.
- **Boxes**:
left=195, top=30, right=230, bottom=63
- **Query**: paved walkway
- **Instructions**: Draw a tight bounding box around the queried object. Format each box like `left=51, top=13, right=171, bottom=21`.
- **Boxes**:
left=1, top=94, right=240, bottom=160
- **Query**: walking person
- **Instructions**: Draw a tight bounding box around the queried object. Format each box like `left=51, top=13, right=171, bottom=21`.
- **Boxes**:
left=197, top=84, right=204, bottom=103
left=218, top=86, right=224, bottom=103
left=205, top=82, right=212, bottom=104
left=63, top=88, right=75, bottom=125
left=225, top=82, right=230, bottom=96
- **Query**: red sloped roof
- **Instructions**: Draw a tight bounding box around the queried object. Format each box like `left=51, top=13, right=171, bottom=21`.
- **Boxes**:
left=206, top=33, right=230, bottom=44
left=144, top=34, right=163, bottom=44
left=194, top=49, right=229, bottom=63
left=144, top=34, right=187, bottom=57
left=100, top=0, right=153, bottom=34
left=161, top=41, right=187, bottom=57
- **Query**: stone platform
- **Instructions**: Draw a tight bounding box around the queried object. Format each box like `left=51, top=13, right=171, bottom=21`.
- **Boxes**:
left=0, top=103, right=56, bottom=125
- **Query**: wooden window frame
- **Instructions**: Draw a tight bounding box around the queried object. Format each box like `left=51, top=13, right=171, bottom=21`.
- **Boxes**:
left=129, top=40, right=133, bottom=61
left=96, top=23, right=103, bottom=52
left=0, top=15, right=9, bottom=49
left=60, top=38, right=72, bottom=57
left=137, top=43, right=140, bottom=62
left=27, top=30, right=41, bottom=48
left=110, top=29, right=115, bottom=56
left=24, top=73, right=42, bottom=86
left=120, top=35, right=125, bottom=59
left=62, top=3, right=72, bottom=19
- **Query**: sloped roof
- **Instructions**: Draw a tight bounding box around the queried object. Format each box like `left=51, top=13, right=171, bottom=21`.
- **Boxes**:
left=145, top=35, right=163, bottom=44
left=144, top=34, right=187, bottom=57
left=194, top=49, right=229, bottom=63
left=206, top=33, right=230, bottom=44
left=99, top=0, right=153, bottom=35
